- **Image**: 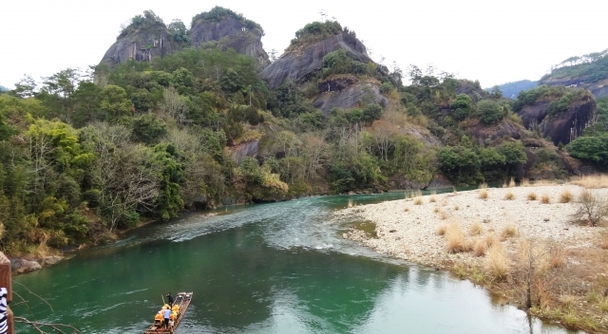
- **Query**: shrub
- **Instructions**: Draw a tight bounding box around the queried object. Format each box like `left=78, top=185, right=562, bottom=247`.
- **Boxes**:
left=414, top=196, right=423, bottom=205
left=504, top=191, right=515, bottom=200
left=573, top=190, right=608, bottom=226
left=477, top=100, right=505, bottom=125
left=527, top=192, right=537, bottom=201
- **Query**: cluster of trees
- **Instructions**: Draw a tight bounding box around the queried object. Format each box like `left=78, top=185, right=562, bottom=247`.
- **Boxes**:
left=513, top=84, right=590, bottom=114
left=542, top=49, right=608, bottom=83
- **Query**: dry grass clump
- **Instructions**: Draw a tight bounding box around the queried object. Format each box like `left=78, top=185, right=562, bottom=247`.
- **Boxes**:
left=445, top=221, right=470, bottom=253
left=469, top=221, right=483, bottom=236
left=485, top=242, right=511, bottom=279
left=440, top=211, right=448, bottom=220
left=479, top=183, right=488, bottom=189
left=433, top=207, right=440, bottom=213
left=504, top=191, right=515, bottom=200
left=485, top=233, right=500, bottom=248
left=429, top=191, right=436, bottom=203
left=454, top=205, right=460, bottom=211
left=501, top=224, right=519, bottom=240
left=509, top=177, right=516, bottom=188
left=413, top=196, right=423, bottom=205
left=521, top=178, right=531, bottom=187
left=436, top=223, right=448, bottom=236
left=540, top=194, right=551, bottom=204
left=527, top=192, right=537, bottom=201
left=599, top=231, right=608, bottom=249
left=559, top=188, right=574, bottom=203
left=479, top=189, right=489, bottom=200
left=570, top=174, right=608, bottom=189
left=403, top=206, right=409, bottom=212
left=473, top=238, right=487, bottom=257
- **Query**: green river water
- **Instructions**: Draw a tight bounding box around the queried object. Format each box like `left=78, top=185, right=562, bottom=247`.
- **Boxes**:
left=13, top=193, right=582, bottom=333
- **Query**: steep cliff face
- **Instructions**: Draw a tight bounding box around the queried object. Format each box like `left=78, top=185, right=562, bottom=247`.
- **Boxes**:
left=100, top=22, right=178, bottom=66
left=261, top=32, right=371, bottom=90
left=518, top=94, right=595, bottom=145
left=313, top=79, right=388, bottom=114
left=190, top=16, right=269, bottom=68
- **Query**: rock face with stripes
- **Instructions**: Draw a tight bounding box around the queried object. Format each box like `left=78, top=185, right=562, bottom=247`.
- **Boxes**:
left=99, top=21, right=179, bottom=66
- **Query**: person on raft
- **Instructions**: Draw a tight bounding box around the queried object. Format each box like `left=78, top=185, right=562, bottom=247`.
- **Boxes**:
left=163, top=306, right=171, bottom=329
left=166, top=292, right=174, bottom=307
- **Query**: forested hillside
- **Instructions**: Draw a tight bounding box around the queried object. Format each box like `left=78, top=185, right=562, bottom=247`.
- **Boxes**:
left=0, top=8, right=591, bottom=255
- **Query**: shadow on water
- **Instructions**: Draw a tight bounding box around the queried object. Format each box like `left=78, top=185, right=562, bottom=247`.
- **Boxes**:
left=13, top=192, right=583, bottom=333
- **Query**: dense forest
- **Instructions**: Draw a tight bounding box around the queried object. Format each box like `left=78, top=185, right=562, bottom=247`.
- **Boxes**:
left=0, top=7, right=596, bottom=255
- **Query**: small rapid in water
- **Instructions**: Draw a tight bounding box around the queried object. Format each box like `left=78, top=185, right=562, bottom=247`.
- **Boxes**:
left=13, top=193, right=582, bottom=333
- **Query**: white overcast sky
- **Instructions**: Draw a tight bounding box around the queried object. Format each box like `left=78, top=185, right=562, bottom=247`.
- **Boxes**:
left=1, top=0, right=606, bottom=89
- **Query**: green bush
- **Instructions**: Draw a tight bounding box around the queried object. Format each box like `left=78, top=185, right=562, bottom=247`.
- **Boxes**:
left=477, top=100, right=504, bottom=125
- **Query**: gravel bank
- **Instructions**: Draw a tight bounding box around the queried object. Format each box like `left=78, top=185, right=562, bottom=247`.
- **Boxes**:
left=336, top=185, right=607, bottom=269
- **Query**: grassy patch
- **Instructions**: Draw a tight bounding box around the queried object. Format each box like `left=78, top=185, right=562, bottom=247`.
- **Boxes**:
left=570, top=174, right=608, bottom=189
left=350, top=221, right=377, bottom=238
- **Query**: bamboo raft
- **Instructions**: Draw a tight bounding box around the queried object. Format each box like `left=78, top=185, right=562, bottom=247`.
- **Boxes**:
left=144, top=292, right=193, bottom=334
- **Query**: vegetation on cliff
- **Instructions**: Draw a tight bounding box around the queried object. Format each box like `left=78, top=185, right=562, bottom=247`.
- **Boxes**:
left=191, top=6, right=263, bottom=34
left=541, top=49, right=608, bottom=84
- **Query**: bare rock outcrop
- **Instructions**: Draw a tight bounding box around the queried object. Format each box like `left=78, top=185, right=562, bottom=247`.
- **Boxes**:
left=189, top=16, right=269, bottom=68
left=313, top=80, right=388, bottom=114
left=517, top=93, right=595, bottom=145
left=100, top=21, right=178, bottom=66
left=261, top=32, right=371, bottom=90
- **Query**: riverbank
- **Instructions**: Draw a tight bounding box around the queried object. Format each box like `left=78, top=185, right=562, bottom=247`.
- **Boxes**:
left=337, top=179, right=608, bottom=332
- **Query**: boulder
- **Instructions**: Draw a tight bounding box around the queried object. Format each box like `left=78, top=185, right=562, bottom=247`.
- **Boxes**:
left=42, top=255, right=63, bottom=266
left=11, top=258, right=42, bottom=274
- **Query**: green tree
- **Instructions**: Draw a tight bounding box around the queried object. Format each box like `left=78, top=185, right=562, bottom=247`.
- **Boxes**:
left=451, top=94, right=472, bottom=121
left=99, top=85, right=134, bottom=122
left=477, top=100, right=504, bottom=125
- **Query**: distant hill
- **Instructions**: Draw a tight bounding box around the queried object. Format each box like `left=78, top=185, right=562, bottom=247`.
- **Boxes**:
left=540, top=49, right=608, bottom=98
left=491, top=80, right=537, bottom=99
left=0, top=85, right=7, bottom=92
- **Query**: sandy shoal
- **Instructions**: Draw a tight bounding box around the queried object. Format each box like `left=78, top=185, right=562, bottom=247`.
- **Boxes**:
left=336, top=185, right=607, bottom=269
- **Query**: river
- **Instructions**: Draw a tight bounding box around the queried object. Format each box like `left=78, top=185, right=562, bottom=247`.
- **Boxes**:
left=13, top=192, right=582, bottom=333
